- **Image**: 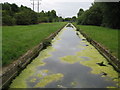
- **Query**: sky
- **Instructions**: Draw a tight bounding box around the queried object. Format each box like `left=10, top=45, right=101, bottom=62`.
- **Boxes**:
left=1, top=0, right=119, bottom=18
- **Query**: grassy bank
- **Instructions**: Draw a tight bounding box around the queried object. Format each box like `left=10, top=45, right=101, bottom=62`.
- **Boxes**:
left=2, top=22, right=67, bottom=66
left=75, top=24, right=119, bottom=58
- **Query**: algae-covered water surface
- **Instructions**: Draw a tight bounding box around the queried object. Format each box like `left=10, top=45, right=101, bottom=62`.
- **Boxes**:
left=10, top=23, right=119, bottom=88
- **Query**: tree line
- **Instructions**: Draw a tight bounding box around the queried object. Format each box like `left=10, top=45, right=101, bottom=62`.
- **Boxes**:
left=1, top=2, right=64, bottom=26
left=77, top=2, right=120, bottom=29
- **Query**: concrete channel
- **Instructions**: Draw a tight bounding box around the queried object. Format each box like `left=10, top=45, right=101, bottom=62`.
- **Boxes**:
left=5, top=23, right=120, bottom=88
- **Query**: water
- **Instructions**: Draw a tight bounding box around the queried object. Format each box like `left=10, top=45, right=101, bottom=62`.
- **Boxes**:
left=10, top=23, right=119, bottom=88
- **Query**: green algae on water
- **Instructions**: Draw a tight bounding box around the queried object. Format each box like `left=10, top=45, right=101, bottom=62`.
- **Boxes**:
left=29, top=70, right=49, bottom=83
left=34, top=73, right=64, bottom=88
left=77, top=46, right=118, bottom=79
left=57, top=85, right=66, bottom=88
left=10, top=59, right=45, bottom=88
left=76, top=31, right=119, bottom=86
left=76, top=40, right=119, bottom=85
left=10, top=46, right=55, bottom=88
left=71, top=81, right=78, bottom=87
left=60, top=55, right=83, bottom=64
left=35, top=70, right=49, bottom=77
left=30, top=78, right=37, bottom=83
left=106, top=86, right=117, bottom=88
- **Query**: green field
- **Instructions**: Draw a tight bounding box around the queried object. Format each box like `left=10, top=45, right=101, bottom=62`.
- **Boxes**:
left=2, top=22, right=67, bottom=66
left=75, top=24, right=119, bottom=58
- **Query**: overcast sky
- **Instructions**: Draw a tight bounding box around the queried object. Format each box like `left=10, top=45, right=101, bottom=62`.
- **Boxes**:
left=1, top=0, right=119, bottom=18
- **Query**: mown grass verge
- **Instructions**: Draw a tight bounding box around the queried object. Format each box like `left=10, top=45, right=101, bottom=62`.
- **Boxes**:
left=74, top=23, right=119, bottom=58
left=2, top=22, right=67, bottom=66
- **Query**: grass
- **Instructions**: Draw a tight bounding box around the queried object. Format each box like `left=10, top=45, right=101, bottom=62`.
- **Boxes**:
left=75, top=24, right=119, bottom=58
left=2, top=22, right=67, bottom=66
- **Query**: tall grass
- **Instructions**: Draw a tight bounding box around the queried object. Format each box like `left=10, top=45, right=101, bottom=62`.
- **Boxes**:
left=2, top=22, right=67, bottom=65
left=76, top=24, right=119, bottom=58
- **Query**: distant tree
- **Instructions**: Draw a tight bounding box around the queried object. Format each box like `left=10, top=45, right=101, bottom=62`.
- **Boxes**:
left=77, top=2, right=120, bottom=29
left=2, top=2, right=11, bottom=11
left=77, top=8, right=84, bottom=17
left=10, top=3, right=19, bottom=13
left=64, top=18, right=72, bottom=22
left=1, top=2, right=63, bottom=25
left=51, top=10, right=57, bottom=18
left=72, top=16, right=77, bottom=22
left=2, top=3, right=13, bottom=16
left=15, top=10, right=38, bottom=25
left=30, top=11, right=38, bottom=24
left=38, top=10, right=59, bottom=23
left=101, top=2, right=120, bottom=29
left=38, top=17, right=49, bottom=23
left=15, top=11, right=31, bottom=25
left=58, top=16, right=64, bottom=22
left=19, top=5, right=32, bottom=11
left=2, top=15, right=16, bottom=25
left=77, top=3, right=103, bottom=26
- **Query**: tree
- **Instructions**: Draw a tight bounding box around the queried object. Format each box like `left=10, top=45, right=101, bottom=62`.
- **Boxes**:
left=77, top=3, right=103, bottom=26
left=58, top=16, right=64, bottom=22
left=1, top=2, right=63, bottom=25
left=10, top=3, right=19, bottom=13
left=15, top=10, right=38, bottom=25
left=2, top=2, right=11, bottom=11
left=77, top=2, right=120, bottom=29
left=51, top=10, right=57, bottom=18
left=2, top=15, right=16, bottom=25
left=101, top=2, right=120, bottom=29
left=64, top=18, right=72, bottom=22
left=38, top=10, right=59, bottom=23
left=77, top=8, right=84, bottom=17
left=71, top=16, right=77, bottom=22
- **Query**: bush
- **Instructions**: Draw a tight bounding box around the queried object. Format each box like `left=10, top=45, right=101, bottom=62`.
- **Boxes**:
left=15, top=10, right=38, bottom=25
left=15, top=11, right=31, bottom=25
left=38, top=17, right=49, bottom=23
left=2, top=15, right=16, bottom=25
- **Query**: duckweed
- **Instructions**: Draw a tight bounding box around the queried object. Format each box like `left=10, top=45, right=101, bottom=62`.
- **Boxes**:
left=36, top=74, right=43, bottom=78
left=10, top=60, right=45, bottom=88
left=60, top=55, right=83, bottom=64
left=30, top=78, right=37, bottom=83
left=71, top=81, right=78, bottom=87
left=106, top=86, right=117, bottom=88
left=76, top=40, right=119, bottom=85
left=42, top=70, right=49, bottom=73
left=34, top=73, right=63, bottom=88
left=36, top=70, right=49, bottom=77
left=57, top=85, right=66, bottom=88
left=10, top=46, right=55, bottom=88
